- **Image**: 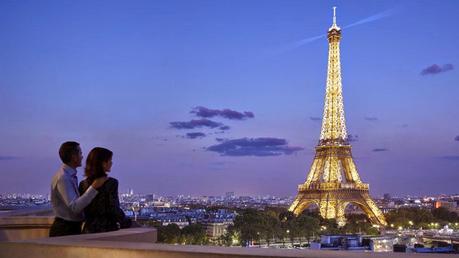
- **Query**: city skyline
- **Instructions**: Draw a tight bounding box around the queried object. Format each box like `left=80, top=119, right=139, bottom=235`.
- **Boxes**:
left=1, top=1, right=458, bottom=196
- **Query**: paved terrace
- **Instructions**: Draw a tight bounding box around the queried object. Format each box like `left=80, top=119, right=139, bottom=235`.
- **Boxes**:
left=0, top=207, right=454, bottom=258
left=0, top=230, right=453, bottom=258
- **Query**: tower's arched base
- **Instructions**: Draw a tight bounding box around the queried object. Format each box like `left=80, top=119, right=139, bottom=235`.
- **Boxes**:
left=289, top=187, right=387, bottom=227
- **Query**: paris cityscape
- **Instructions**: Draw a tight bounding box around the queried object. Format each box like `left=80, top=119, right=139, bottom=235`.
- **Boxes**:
left=1, top=190, right=459, bottom=252
left=1, top=1, right=458, bottom=257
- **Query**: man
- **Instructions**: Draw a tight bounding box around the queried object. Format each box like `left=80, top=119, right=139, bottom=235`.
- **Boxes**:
left=49, top=141, right=107, bottom=237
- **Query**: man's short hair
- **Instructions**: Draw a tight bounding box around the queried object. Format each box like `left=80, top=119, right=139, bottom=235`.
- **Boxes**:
left=59, top=141, right=80, bottom=164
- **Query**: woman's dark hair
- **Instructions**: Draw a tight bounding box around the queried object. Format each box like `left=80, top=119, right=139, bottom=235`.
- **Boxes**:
left=59, top=141, right=80, bottom=164
left=85, top=147, right=113, bottom=184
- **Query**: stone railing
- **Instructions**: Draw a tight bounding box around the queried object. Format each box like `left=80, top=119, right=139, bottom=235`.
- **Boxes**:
left=0, top=206, right=54, bottom=241
left=0, top=207, right=452, bottom=258
left=0, top=229, right=450, bottom=258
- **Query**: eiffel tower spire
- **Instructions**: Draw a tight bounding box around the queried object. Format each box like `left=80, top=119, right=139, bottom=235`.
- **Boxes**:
left=320, top=6, right=346, bottom=145
left=289, top=7, right=387, bottom=227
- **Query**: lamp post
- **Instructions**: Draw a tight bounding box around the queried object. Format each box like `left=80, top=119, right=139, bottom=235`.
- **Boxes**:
left=286, top=230, right=290, bottom=247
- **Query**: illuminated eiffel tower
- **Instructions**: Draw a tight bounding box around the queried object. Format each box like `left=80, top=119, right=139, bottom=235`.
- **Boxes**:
left=289, top=7, right=387, bottom=226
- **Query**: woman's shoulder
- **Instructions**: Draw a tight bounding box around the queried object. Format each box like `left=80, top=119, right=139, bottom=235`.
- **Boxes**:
left=105, top=177, right=119, bottom=188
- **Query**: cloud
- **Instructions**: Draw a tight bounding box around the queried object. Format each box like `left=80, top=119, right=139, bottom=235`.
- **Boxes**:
left=420, top=64, right=454, bottom=75
left=191, top=106, right=254, bottom=120
left=170, top=119, right=223, bottom=129
left=186, top=132, right=206, bottom=139
left=454, top=135, right=459, bottom=141
left=347, top=134, right=359, bottom=142
left=207, top=137, right=303, bottom=157
left=0, top=156, right=19, bottom=161
left=439, top=155, right=459, bottom=161
left=372, top=148, right=388, bottom=152
left=310, top=117, right=322, bottom=122
left=152, top=136, right=168, bottom=141
left=219, top=125, right=230, bottom=131
left=364, top=116, right=378, bottom=121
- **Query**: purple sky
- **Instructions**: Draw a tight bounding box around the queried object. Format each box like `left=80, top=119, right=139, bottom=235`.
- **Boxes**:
left=1, top=1, right=458, bottom=197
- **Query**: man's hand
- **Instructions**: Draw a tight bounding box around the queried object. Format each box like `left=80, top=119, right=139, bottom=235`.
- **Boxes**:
left=91, top=176, right=108, bottom=189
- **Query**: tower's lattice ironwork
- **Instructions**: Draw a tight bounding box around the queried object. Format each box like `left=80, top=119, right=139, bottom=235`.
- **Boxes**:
left=289, top=7, right=387, bottom=226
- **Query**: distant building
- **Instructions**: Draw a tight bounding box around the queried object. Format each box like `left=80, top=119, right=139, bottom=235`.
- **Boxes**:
left=434, top=200, right=458, bottom=214
left=145, top=194, right=155, bottom=202
left=225, top=192, right=235, bottom=200
left=205, top=222, right=231, bottom=240
left=383, top=193, right=391, bottom=201
left=161, top=217, right=189, bottom=228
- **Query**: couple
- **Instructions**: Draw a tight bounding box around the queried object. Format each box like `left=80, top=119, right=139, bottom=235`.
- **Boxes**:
left=49, top=141, right=131, bottom=237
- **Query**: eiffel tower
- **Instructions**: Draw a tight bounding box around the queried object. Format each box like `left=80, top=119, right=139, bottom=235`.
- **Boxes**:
left=289, top=7, right=387, bottom=226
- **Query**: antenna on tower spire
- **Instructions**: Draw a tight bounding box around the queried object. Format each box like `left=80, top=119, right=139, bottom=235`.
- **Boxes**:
left=329, top=6, right=340, bottom=31
left=333, top=6, right=337, bottom=25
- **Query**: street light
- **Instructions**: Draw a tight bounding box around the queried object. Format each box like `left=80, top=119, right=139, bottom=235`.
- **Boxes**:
left=256, top=232, right=260, bottom=247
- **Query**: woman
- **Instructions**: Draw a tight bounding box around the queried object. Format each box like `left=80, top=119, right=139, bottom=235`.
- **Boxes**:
left=79, top=147, right=131, bottom=233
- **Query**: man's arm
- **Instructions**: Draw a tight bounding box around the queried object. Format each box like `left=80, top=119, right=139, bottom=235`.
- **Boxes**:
left=56, top=176, right=98, bottom=214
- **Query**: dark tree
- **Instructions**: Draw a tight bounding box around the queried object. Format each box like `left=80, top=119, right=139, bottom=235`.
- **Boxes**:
left=157, top=223, right=181, bottom=243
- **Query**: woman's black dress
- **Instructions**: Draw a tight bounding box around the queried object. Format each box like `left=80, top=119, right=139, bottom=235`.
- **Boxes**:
left=79, top=177, right=131, bottom=233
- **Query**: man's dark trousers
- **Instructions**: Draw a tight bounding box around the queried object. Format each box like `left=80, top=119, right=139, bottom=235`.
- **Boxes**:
left=49, top=217, right=82, bottom=237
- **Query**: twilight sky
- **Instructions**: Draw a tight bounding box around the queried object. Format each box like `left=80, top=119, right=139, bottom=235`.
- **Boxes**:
left=1, top=0, right=458, bottom=197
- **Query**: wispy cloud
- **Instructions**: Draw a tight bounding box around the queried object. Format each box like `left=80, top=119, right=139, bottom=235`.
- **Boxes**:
left=219, top=125, right=230, bottom=131
left=191, top=106, right=254, bottom=120
left=310, top=117, right=322, bottom=122
left=186, top=132, right=206, bottom=139
left=421, top=64, right=454, bottom=75
left=347, top=134, right=359, bottom=142
left=207, top=137, right=303, bottom=157
left=372, top=148, right=388, bottom=152
left=364, top=116, right=378, bottom=121
left=170, top=119, right=224, bottom=130
left=455, top=135, right=459, bottom=141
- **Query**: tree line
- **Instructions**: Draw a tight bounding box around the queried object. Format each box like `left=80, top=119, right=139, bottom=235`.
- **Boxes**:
left=385, top=206, right=459, bottom=229
left=152, top=206, right=459, bottom=246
